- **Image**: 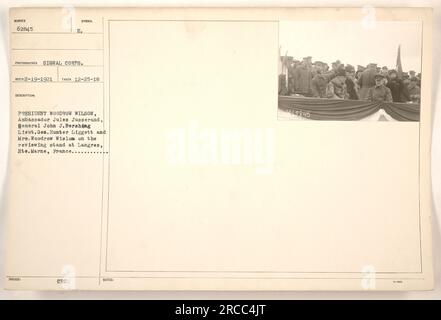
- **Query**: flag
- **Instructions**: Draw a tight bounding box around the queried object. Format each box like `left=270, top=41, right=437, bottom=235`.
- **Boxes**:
left=396, top=45, right=403, bottom=78
left=278, top=46, right=288, bottom=76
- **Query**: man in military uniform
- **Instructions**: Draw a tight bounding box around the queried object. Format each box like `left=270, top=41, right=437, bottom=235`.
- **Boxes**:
left=386, top=69, right=410, bottom=102
left=408, top=77, right=421, bottom=103
left=311, top=62, right=335, bottom=98
left=358, top=62, right=378, bottom=100
left=278, top=74, right=289, bottom=95
left=331, top=60, right=342, bottom=71
left=287, top=59, right=300, bottom=94
left=355, top=65, right=365, bottom=81
left=366, top=74, right=393, bottom=102
left=344, top=65, right=359, bottom=100
left=326, top=68, right=348, bottom=99
left=293, top=56, right=313, bottom=96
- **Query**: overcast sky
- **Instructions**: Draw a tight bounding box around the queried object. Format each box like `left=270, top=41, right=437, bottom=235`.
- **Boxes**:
left=279, top=21, right=422, bottom=73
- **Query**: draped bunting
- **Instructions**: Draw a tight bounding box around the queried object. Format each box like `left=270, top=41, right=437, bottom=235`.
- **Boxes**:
left=278, top=96, right=420, bottom=121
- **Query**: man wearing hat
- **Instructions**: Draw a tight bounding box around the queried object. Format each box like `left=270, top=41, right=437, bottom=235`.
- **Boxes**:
left=344, top=65, right=359, bottom=100
left=387, top=69, right=410, bottom=102
left=366, top=74, right=393, bottom=103
left=358, top=63, right=378, bottom=100
left=326, top=68, right=348, bottom=99
left=408, top=77, right=421, bottom=103
left=355, top=65, right=365, bottom=81
left=380, top=66, right=389, bottom=77
left=402, top=72, right=410, bottom=87
left=331, top=60, right=341, bottom=71
left=311, top=63, right=335, bottom=98
left=293, top=56, right=313, bottom=96
left=278, top=74, right=289, bottom=95
left=287, top=59, right=300, bottom=94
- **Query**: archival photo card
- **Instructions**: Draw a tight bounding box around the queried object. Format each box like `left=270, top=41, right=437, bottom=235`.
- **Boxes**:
left=5, top=7, right=433, bottom=291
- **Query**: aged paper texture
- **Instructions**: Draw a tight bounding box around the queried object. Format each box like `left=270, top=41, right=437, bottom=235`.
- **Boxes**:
left=5, top=7, right=433, bottom=290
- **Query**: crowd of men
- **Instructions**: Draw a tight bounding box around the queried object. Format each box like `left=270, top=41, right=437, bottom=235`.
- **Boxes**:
left=278, top=56, right=421, bottom=104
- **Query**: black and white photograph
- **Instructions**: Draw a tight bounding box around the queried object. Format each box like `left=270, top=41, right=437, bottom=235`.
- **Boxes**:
left=278, top=21, right=422, bottom=121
